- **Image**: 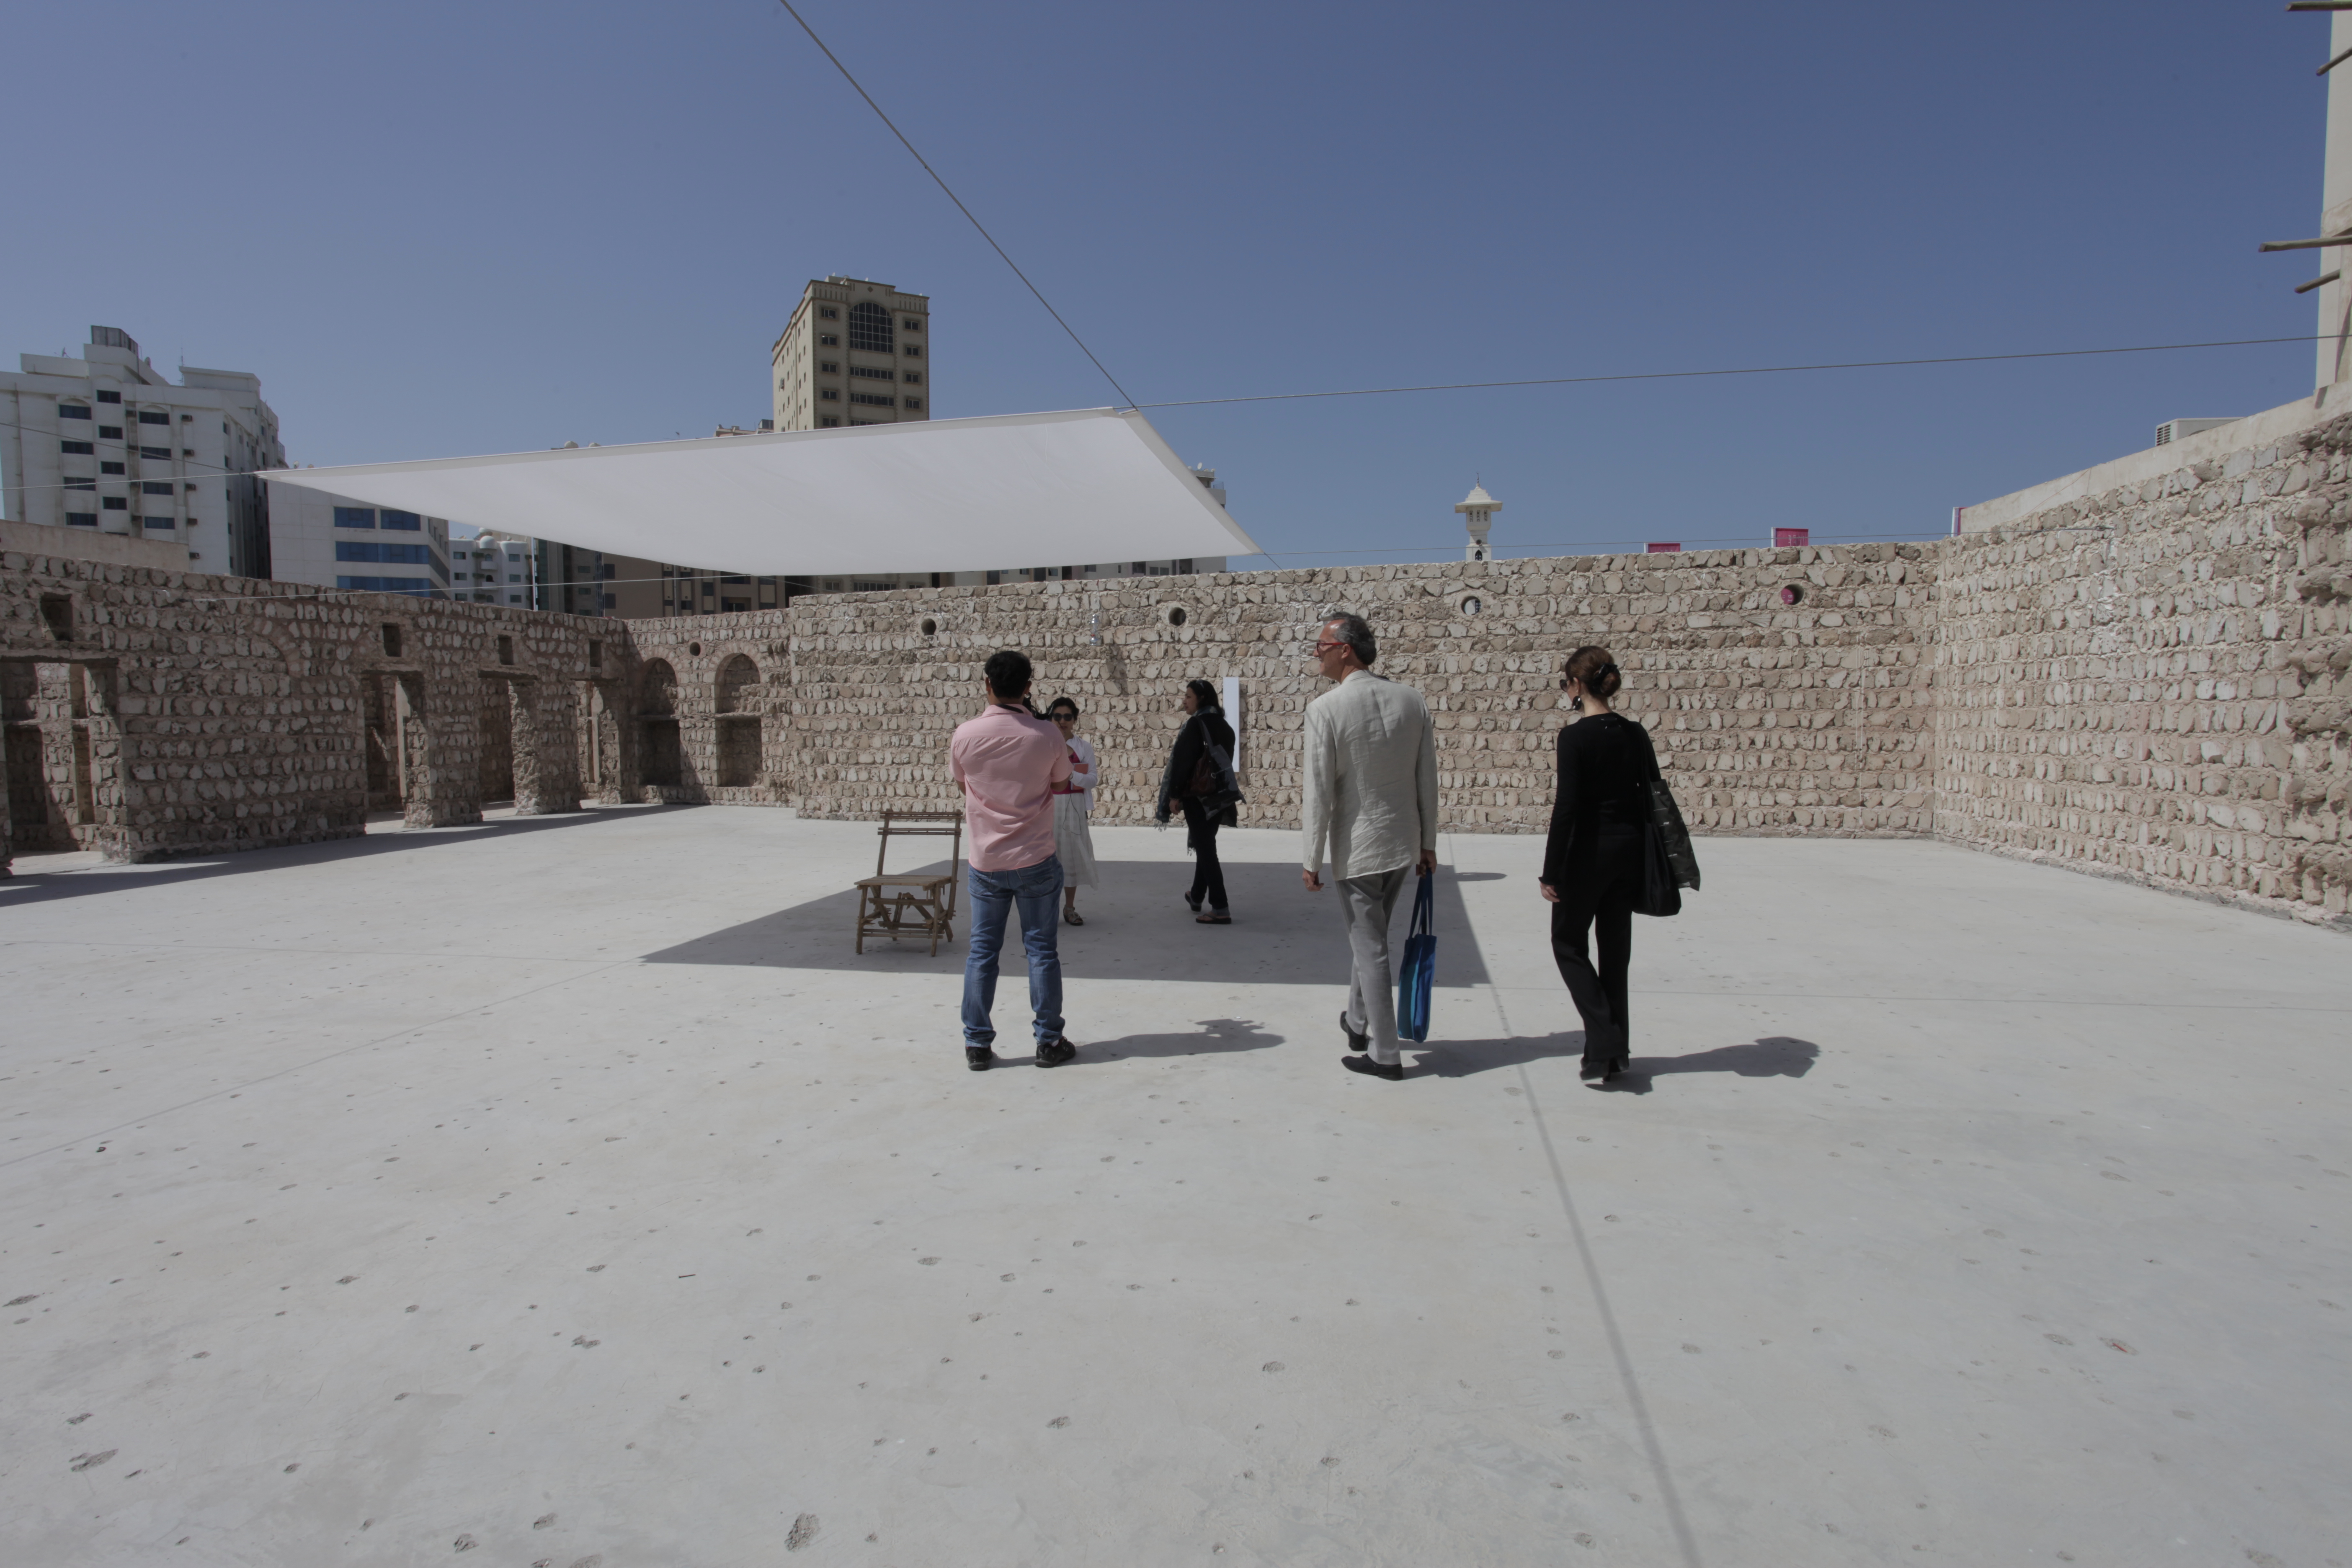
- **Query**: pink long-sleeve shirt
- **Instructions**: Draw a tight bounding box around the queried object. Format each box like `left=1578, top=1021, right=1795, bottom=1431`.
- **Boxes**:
left=949, top=702, right=1073, bottom=871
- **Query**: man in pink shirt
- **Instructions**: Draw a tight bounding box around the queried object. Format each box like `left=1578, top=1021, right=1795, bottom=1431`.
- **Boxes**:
left=948, top=650, right=1077, bottom=1070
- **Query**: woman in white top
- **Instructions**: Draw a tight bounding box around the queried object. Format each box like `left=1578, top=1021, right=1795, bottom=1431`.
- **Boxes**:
left=1047, top=697, right=1099, bottom=925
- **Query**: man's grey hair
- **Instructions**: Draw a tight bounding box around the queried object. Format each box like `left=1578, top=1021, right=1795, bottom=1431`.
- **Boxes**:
left=1322, top=611, right=1377, bottom=667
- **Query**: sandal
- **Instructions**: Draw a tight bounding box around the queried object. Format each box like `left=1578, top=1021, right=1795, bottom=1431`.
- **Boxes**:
left=1196, top=910, right=1232, bottom=925
left=1063, top=908, right=1085, bottom=926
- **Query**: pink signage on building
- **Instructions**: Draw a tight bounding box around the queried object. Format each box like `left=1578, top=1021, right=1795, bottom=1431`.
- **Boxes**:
left=1773, top=527, right=1810, bottom=547
left=1646, top=542, right=1681, bottom=553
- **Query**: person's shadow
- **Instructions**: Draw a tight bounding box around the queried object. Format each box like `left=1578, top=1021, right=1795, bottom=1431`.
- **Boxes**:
left=1003, top=1016, right=1284, bottom=1066
left=1417, top=1034, right=1820, bottom=1090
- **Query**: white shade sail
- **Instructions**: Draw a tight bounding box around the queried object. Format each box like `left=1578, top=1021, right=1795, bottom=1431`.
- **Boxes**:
left=260, top=407, right=1260, bottom=575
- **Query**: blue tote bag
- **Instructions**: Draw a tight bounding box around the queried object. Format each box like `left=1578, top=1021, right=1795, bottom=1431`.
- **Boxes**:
left=1396, top=870, right=1437, bottom=1043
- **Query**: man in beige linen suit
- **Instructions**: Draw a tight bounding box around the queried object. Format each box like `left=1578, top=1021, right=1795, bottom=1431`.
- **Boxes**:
left=1300, top=612, right=1440, bottom=1081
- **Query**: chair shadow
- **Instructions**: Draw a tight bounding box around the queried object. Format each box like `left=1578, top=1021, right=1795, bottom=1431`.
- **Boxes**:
left=997, top=1017, right=1285, bottom=1066
left=1415, top=1034, right=1821, bottom=1089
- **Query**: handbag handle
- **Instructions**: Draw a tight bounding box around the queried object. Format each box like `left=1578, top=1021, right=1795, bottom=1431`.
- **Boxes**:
left=1409, top=866, right=1435, bottom=938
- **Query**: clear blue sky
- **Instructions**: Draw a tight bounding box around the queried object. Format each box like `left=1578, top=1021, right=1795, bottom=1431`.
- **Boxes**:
left=3, top=1, right=2331, bottom=565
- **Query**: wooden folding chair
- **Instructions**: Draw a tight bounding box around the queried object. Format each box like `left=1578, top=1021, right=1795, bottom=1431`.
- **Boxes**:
left=853, top=810, right=964, bottom=956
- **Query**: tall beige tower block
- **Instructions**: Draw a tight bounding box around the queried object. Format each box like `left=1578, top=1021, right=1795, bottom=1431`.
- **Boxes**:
left=2321, top=12, right=2352, bottom=389
left=772, top=278, right=931, bottom=431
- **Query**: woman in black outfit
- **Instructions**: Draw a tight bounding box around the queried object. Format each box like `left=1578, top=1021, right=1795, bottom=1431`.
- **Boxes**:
left=1540, top=645, right=1661, bottom=1082
left=1157, top=678, right=1237, bottom=924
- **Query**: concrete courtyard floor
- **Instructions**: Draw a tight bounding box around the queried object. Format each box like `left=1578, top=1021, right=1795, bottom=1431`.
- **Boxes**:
left=1, top=807, right=2346, bottom=1568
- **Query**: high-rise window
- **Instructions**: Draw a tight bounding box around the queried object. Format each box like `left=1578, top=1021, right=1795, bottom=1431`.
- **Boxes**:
left=60, top=404, right=91, bottom=420
left=334, top=507, right=377, bottom=529
left=848, top=301, right=894, bottom=353
left=96, top=390, right=121, bottom=403
left=337, top=542, right=433, bottom=565
left=142, top=482, right=173, bottom=495
left=99, top=426, right=124, bottom=440
left=849, top=366, right=894, bottom=380
left=379, top=510, right=422, bottom=531
left=849, top=392, right=895, bottom=407
left=60, top=440, right=95, bottom=455
left=140, top=446, right=171, bottom=460
left=138, top=410, right=169, bottom=425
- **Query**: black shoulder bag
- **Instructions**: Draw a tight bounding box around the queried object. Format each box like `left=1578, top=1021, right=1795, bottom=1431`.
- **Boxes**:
left=1634, top=730, right=1700, bottom=918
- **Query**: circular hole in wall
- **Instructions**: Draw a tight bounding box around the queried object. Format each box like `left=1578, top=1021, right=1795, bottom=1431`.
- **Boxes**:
left=1460, top=595, right=1483, bottom=616
left=1779, top=585, right=1805, bottom=607
left=688, top=641, right=704, bottom=657
left=920, top=617, right=938, bottom=637
left=1167, top=606, right=1188, bottom=627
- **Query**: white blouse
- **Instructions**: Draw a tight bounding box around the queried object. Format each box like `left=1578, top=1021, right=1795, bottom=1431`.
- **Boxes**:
left=1063, top=735, right=1098, bottom=811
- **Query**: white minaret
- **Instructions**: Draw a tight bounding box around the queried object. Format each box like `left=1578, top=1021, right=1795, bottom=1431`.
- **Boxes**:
left=1455, top=482, right=1500, bottom=562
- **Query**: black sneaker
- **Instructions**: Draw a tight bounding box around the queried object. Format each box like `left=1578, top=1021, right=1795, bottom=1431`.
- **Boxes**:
left=966, top=1047, right=996, bottom=1072
left=1338, top=1012, right=1369, bottom=1052
left=1343, top=1055, right=1403, bottom=1082
left=1035, top=1039, right=1078, bottom=1068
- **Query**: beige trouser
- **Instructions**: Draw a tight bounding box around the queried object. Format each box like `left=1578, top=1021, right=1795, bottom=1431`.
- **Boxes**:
left=1337, top=863, right=1412, bottom=1065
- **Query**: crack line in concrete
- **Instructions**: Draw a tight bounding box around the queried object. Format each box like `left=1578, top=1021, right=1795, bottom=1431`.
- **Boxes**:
left=1491, top=983, right=1706, bottom=1568
left=0, top=959, right=640, bottom=1172
left=1484, top=983, right=2351, bottom=1011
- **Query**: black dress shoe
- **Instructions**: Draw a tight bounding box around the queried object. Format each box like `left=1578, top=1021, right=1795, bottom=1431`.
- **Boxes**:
left=1035, top=1039, right=1077, bottom=1068
left=1344, top=1055, right=1403, bottom=1082
left=1338, top=1012, right=1369, bottom=1052
left=1579, top=1057, right=1608, bottom=1082
left=966, top=1047, right=996, bottom=1072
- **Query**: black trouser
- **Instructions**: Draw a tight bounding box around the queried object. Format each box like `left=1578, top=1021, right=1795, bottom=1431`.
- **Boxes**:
left=1180, top=796, right=1228, bottom=910
left=1550, top=825, right=1643, bottom=1065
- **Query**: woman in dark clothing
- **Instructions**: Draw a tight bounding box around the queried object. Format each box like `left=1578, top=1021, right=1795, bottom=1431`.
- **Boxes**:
left=1540, top=645, right=1661, bottom=1082
left=1157, top=678, right=1238, bottom=924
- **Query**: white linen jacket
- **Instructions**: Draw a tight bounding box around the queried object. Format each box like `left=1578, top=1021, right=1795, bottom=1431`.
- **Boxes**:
left=1300, top=668, right=1439, bottom=880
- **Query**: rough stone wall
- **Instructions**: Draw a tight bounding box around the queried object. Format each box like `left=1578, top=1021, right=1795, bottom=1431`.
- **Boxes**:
left=619, top=625, right=792, bottom=805
left=0, top=549, right=609, bottom=869
left=2, top=407, right=2346, bottom=928
left=780, top=547, right=1938, bottom=839
left=1934, top=415, right=2352, bottom=925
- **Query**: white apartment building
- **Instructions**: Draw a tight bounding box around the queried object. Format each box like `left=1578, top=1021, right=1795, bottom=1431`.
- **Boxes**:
left=445, top=528, right=614, bottom=616
left=0, top=325, right=285, bottom=576
left=266, top=482, right=451, bottom=598
left=773, top=277, right=931, bottom=431
left=449, top=531, right=537, bottom=606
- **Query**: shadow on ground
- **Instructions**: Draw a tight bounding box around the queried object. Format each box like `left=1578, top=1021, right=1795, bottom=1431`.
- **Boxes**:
left=0, top=805, right=686, bottom=905
left=1412, top=1034, right=1822, bottom=1085
left=985, top=1017, right=1287, bottom=1066
left=642, top=859, right=1494, bottom=987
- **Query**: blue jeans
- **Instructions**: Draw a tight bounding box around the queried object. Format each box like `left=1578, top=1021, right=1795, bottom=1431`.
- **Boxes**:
left=962, top=855, right=1065, bottom=1050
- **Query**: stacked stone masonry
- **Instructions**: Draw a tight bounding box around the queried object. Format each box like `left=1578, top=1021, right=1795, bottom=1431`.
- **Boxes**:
left=3, top=406, right=2345, bottom=926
